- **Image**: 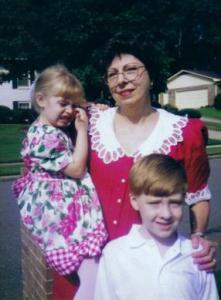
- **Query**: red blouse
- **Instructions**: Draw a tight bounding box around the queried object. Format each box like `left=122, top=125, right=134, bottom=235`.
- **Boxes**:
left=88, top=107, right=211, bottom=240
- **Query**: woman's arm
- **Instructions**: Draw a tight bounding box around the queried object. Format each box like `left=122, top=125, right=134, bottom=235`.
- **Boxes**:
left=190, top=200, right=210, bottom=234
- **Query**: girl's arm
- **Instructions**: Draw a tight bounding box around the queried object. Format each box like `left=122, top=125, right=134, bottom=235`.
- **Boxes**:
left=63, top=108, right=88, bottom=178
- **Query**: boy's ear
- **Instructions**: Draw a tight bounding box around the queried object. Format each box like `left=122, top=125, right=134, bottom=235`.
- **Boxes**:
left=129, top=193, right=139, bottom=211
left=35, top=92, right=46, bottom=109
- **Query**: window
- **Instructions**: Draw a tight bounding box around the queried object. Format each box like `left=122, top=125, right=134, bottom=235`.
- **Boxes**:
left=17, top=74, right=29, bottom=87
left=18, top=102, right=30, bottom=109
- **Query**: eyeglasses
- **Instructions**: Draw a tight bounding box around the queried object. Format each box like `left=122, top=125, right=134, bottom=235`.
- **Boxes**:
left=104, top=64, right=146, bottom=87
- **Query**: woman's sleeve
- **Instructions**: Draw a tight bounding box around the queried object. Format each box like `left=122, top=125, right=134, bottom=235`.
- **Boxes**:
left=182, top=119, right=212, bottom=205
left=30, top=129, right=73, bottom=172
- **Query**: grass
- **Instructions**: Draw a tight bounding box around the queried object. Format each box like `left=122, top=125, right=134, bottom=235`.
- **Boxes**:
left=206, top=122, right=221, bottom=131
left=0, top=164, right=22, bottom=176
left=0, top=124, right=27, bottom=163
left=207, top=146, right=221, bottom=156
left=0, top=120, right=221, bottom=176
left=199, top=107, right=221, bottom=119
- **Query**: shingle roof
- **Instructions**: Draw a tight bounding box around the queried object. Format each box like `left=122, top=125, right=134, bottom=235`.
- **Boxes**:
left=168, top=69, right=221, bottom=82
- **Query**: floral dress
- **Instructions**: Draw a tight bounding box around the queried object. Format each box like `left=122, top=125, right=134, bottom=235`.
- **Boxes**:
left=13, top=120, right=108, bottom=275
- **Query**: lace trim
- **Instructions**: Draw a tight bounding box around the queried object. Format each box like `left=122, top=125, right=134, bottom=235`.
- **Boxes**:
left=186, top=185, right=212, bottom=205
left=89, top=107, right=188, bottom=164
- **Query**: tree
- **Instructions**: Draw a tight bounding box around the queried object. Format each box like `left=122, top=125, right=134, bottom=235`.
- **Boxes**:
left=0, top=0, right=220, bottom=100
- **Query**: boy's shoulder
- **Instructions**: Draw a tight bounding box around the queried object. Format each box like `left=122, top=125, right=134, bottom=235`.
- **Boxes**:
left=103, top=234, right=129, bottom=255
left=102, top=225, right=146, bottom=256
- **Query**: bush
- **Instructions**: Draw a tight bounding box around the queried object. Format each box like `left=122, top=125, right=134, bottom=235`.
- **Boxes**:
left=163, top=104, right=178, bottom=114
left=214, top=94, right=221, bottom=110
left=0, top=106, right=37, bottom=124
left=151, top=101, right=162, bottom=108
left=0, top=105, right=14, bottom=123
left=12, top=109, right=37, bottom=124
left=177, top=108, right=201, bottom=118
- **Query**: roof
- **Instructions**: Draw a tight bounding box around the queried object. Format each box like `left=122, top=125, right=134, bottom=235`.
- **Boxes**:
left=168, top=69, right=221, bottom=82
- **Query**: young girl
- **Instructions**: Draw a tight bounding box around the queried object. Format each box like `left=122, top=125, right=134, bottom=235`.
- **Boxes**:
left=12, top=64, right=108, bottom=277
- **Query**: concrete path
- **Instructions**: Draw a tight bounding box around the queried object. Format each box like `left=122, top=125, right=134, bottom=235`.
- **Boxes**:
left=201, top=116, right=221, bottom=140
left=209, top=130, right=221, bottom=140
left=202, top=117, right=221, bottom=124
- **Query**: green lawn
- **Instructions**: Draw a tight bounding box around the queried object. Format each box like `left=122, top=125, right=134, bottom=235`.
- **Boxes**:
left=0, top=164, right=22, bottom=176
left=0, top=124, right=27, bottom=163
left=207, top=146, right=221, bottom=156
left=199, top=107, right=221, bottom=119
left=206, top=122, right=221, bottom=131
left=0, top=122, right=221, bottom=176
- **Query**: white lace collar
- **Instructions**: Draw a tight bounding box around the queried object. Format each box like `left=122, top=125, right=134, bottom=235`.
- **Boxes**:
left=89, top=107, right=188, bottom=164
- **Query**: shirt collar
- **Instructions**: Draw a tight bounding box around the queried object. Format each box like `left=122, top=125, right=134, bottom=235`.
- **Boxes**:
left=127, top=225, right=189, bottom=255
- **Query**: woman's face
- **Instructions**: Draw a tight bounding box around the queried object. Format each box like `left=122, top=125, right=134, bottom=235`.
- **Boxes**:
left=106, top=54, right=151, bottom=108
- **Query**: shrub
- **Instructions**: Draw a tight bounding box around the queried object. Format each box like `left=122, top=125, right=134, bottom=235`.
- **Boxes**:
left=0, top=106, right=37, bottom=124
left=214, top=94, right=221, bottom=110
left=163, top=104, right=178, bottom=114
left=12, top=109, right=37, bottom=124
left=0, top=105, right=14, bottom=123
left=177, top=108, right=201, bottom=118
left=151, top=101, right=162, bottom=108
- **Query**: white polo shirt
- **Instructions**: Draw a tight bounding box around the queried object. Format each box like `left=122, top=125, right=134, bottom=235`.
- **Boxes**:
left=94, top=225, right=219, bottom=300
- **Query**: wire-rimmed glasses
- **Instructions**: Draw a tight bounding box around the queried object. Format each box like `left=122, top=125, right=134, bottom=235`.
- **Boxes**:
left=104, top=64, right=146, bottom=87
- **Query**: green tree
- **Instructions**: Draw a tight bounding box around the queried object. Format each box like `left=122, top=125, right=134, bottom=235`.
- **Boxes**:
left=0, top=0, right=220, bottom=100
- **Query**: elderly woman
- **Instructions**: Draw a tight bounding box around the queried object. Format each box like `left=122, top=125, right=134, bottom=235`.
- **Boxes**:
left=54, top=33, right=215, bottom=300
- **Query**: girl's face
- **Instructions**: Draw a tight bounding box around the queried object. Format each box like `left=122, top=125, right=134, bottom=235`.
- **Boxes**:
left=106, top=54, right=151, bottom=108
left=36, top=93, right=77, bottom=128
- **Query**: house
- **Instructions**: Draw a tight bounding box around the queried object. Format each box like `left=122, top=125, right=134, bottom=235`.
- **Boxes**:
left=0, top=66, right=33, bottom=110
left=159, top=70, right=221, bottom=109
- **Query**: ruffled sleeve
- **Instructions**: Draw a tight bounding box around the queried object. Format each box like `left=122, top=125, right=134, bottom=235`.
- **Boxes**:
left=25, top=125, right=73, bottom=172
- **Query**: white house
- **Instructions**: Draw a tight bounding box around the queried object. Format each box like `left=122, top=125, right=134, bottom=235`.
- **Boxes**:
left=0, top=66, right=32, bottom=110
left=159, top=70, right=221, bottom=109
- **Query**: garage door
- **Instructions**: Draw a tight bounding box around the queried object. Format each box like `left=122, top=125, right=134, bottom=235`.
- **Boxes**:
left=175, top=89, right=208, bottom=109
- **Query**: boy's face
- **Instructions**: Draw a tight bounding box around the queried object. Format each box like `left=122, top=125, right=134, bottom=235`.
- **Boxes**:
left=130, top=193, right=184, bottom=243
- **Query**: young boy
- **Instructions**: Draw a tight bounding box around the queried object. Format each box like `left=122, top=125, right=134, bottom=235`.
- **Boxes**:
left=94, top=154, right=219, bottom=300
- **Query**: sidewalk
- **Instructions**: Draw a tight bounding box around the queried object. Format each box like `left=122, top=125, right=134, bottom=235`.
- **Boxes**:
left=202, top=117, right=221, bottom=124
left=208, top=130, right=221, bottom=140
left=201, top=116, right=221, bottom=140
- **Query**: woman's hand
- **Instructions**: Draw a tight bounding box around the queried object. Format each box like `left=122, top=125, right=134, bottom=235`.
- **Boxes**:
left=191, top=234, right=216, bottom=272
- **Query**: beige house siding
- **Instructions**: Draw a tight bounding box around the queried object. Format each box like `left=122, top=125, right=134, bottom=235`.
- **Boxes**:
left=167, top=74, right=211, bottom=89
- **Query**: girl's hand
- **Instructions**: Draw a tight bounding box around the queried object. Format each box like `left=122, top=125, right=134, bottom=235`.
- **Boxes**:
left=74, top=107, right=88, bottom=131
left=191, top=234, right=216, bottom=272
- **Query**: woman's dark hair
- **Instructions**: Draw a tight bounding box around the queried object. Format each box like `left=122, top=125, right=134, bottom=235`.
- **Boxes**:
left=101, top=32, right=154, bottom=78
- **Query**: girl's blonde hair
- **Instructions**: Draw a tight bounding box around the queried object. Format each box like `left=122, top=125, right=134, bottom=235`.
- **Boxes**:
left=129, top=154, right=187, bottom=197
left=31, top=64, right=85, bottom=113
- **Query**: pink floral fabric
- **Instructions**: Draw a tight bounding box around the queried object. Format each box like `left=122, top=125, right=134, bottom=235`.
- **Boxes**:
left=13, top=120, right=108, bottom=274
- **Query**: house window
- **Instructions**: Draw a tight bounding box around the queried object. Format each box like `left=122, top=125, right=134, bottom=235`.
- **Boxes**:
left=18, top=102, right=30, bottom=109
left=17, top=74, right=29, bottom=87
